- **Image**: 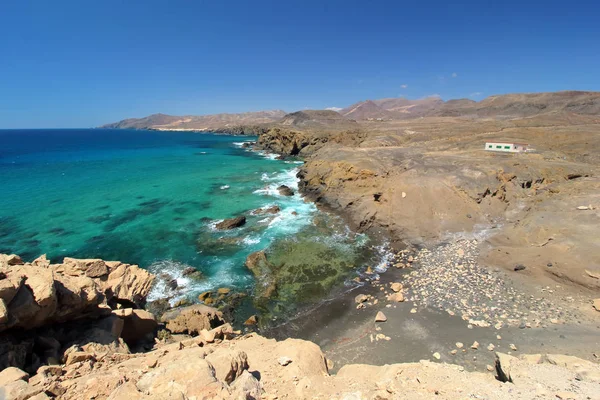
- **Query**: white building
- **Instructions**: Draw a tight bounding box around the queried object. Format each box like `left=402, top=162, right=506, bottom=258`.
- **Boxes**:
left=485, top=142, right=529, bottom=153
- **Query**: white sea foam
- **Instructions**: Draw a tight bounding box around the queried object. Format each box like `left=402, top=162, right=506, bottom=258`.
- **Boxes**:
left=220, top=185, right=230, bottom=190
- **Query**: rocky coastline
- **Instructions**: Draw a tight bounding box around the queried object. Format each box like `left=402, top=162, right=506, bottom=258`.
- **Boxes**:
left=1, top=252, right=599, bottom=400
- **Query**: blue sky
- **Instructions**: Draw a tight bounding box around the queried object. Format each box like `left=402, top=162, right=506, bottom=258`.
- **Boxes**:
left=1, top=0, right=599, bottom=128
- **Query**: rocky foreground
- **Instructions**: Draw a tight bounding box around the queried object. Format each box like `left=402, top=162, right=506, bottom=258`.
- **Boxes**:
left=1, top=253, right=599, bottom=399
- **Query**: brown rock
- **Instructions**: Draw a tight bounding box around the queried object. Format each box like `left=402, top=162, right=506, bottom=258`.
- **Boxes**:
left=31, top=254, right=50, bottom=268
left=244, top=315, right=258, bottom=325
left=253, top=205, right=281, bottom=215
left=375, top=311, right=387, bottom=322
left=65, top=351, right=94, bottom=366
left=593, top=298, right=600, bottom=311
left=1, top=380, right=43, bottom=400
left=0, top=254, right=23, bottom=266
left=161, top=304, right=225, bottom=336
left=217, top=287, right=231, bottom=295
left=103, top=263, right=154, bottom=307
left=85, top=260, right=109, bottom=278
left=387, top=292, right=404, bottom=302
left=0, top=366, right=29, bottom=386
left=215, top=216, right=246, bottom=230
left=390, top=282, right=403, bottom=292
left=198, top=291, right=212, bottom=302
left=205, top=349, right=249, bottom=384
left=277, top=185, right=295, bottom=196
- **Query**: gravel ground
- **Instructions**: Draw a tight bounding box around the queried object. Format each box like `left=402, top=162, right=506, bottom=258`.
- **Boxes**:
left=399, top=239, right=587, bottom=330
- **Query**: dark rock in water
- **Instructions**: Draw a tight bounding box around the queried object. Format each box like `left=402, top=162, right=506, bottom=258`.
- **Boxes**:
left=275, top=155, right=286, bottom=160
left=252, top=205, right=281, bottom=215
left=277, top=185, right=294, bottom=196
left=215, top=216, right=246, bottom=230
left=514, top=264, right=526, bottom=271
left=182, top=267, right=196, bottom=276
left=166, top=279, right=178, bottom=290
left=182, top=267, right=203, bottom=281
left=146, top=298, right=171, bottom=319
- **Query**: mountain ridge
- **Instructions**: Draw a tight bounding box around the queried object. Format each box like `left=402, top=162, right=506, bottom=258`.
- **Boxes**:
left=101, top=91, right=600, bottom=130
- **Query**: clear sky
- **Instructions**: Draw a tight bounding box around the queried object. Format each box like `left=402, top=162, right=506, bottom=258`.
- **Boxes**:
left=1, top=0, right=599, bottom=128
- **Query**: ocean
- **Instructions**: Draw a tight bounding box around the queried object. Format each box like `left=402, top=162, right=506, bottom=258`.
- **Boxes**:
left=0, top=129, right=386, bottom=323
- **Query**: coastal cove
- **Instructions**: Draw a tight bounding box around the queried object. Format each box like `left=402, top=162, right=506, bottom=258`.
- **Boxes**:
left=0, top=129, right=388, bottom=325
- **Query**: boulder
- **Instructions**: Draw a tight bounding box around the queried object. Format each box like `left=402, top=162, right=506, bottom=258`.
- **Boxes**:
left=495, top=352, right=518, bottom=382
left=161, top=305, right=225, bottom=336
left=390, top=282, right=403, bottom=292
left=0, top=366, right=29, bottom=386
left=277, top=185, right=295, bottom=196
left=215, top=216, right=246, bottom=230
left=102, top=263, right=154, bottom=307
left=205, top=349, right=249, bottom=384
left=229, top=370, right=263, bottom=400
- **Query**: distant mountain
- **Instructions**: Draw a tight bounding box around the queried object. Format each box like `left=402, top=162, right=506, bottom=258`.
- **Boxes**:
left=279, top=110, right=359, bottom=131
left=101, top=91, right=600, bottom=130
left=340, top=100, right=395, bottom=120
left=340, top=91, right=600, bottom=120
left=101, top=110, right=287, bottom=130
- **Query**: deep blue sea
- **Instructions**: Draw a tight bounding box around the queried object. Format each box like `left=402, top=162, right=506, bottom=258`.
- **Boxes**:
left=0, top=129, right=386, bottom=321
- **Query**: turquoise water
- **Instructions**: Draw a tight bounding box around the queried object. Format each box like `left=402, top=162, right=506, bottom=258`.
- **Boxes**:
left=1, top=129, right=383, bottom=319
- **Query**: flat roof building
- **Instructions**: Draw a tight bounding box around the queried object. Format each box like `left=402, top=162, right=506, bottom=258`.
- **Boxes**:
left=485, top=142, right=529, bottom=153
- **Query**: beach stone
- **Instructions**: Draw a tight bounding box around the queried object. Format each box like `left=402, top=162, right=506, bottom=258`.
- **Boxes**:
left=217, top=288, right=231, bottom=295
left=487, top=344, right=495, bottom=351
left=244, top=315, right=258, bottom=325
left=375, top=311, right=387, bottom=322
left=433, top=352, right=441, bottom=360
left=513, top=264, right=526, bottom=271
left=215, top=216, right=246, bottom=230
left=277, top=185, right=294, bottom=196
left=387, top=293, right=404, bottom=302
left=355, top=294, right=369, bottom=304
left=456, top=342, right=464, bottom=349
left=471, top=341, right=479, bottom=350
left=390, top=282, right=403, bottom=292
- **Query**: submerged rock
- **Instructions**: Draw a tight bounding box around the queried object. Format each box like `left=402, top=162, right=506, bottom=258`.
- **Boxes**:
left=252, top=205, right=281, bottom=215
left=215, top=216, right=246, bottom=230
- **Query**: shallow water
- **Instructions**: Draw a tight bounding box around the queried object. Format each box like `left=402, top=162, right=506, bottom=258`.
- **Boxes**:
left=1, top=129, right=384, bottom=321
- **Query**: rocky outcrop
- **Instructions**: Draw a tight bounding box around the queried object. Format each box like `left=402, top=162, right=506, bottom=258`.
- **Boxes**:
left=5, top=329, right=600, bottom=400
left=0, top=255, right=154, bottom=332
left=215, top=216, right=246, bottom=230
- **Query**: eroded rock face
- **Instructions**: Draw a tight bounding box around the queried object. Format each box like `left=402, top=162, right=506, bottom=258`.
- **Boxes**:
left=0, top=255, right=155, bottom=333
